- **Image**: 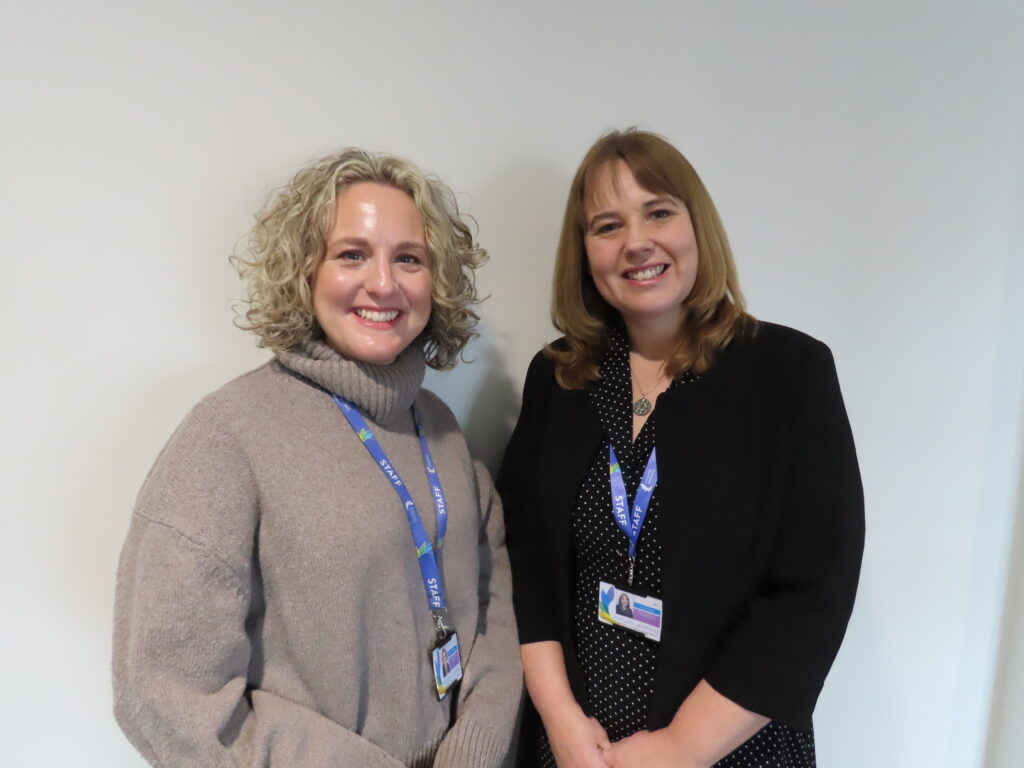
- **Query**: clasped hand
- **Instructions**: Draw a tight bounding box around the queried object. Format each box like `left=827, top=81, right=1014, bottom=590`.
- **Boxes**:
left=548, top=710, right=702, bottom=768
left=602, top=728, right=703, bottom=768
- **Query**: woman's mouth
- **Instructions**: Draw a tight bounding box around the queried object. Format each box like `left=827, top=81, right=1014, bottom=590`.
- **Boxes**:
left=353, top=308, right=401, bottom=326
left=624, top=264, right=668, bottom=281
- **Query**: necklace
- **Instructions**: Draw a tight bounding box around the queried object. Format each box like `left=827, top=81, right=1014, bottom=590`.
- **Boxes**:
left=631, top=369, right=664, bottom=416
left=632, top=392, right=652, bottom=417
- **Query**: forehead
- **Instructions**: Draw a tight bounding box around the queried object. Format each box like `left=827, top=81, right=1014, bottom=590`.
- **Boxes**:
left=332, top=182, right=425, bottom=234
left=584, top=159, right=664, bottom=214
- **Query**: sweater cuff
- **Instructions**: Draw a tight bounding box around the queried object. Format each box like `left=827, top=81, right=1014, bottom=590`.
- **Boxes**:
left=432, top=718, right=507, bottom=768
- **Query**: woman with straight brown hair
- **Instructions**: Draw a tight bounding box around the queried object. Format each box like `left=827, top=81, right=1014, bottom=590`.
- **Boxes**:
left=498, top=129, right=864, bottom=768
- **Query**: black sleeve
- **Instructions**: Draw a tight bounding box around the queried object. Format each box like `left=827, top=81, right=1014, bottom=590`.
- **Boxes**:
left=704, top=340, right=865, bottom=730
left=496, top=352, right=559, bottom=644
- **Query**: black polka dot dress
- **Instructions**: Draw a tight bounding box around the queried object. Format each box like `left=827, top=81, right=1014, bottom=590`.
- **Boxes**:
left=533, top=327, right=816, bottom=768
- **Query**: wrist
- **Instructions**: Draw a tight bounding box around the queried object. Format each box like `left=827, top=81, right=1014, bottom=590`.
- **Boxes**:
left=537, top=698, right=586, bottom=730
left=659, top=723, right=705, bottom=768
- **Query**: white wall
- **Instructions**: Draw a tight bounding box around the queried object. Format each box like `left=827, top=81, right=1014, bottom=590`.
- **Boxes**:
left=2, top=2, right=1022, bottom=766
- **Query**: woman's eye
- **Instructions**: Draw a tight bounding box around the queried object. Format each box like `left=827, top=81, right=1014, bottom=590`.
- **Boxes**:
left=338, top=250, right=364, bottom=261
left=397, top=253, right=423, bottom=265
left=594, top=222, right=619, bottom=235
left=651, top=209, right=673, bottom=220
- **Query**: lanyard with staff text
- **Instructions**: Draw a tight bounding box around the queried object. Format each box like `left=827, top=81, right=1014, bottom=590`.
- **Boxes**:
left=608, top=445, right=658, bottom=586
left=333, top=395, right=451, bottom=640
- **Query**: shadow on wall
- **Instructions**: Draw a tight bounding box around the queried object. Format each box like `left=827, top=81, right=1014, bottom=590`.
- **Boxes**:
left=425, top=329, right=519, bottom=477
left=463, top=336, right=522, bottom=474
left=427, top=159, right=569, bottom=476
left=983, top=407, right=1024, bottom=768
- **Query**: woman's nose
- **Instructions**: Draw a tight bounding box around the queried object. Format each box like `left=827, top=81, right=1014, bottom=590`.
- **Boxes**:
left=623, top=221, right=653, bottom=258
left=367, top=257, right=397, bottom=295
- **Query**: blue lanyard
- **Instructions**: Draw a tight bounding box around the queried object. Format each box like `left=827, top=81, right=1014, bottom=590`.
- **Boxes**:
left=333, top=396, right=449, bottom=626
left=608, top=445, right=658, bottom=584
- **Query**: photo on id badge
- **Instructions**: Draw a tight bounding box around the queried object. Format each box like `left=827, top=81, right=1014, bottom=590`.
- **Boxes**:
left=598, top=581, right=662, bottom=642
left=432, top=632, right=463, bottom=700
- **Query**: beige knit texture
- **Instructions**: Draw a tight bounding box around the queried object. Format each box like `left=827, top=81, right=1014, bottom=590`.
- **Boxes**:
left=113, top=342, right=521, bottom=767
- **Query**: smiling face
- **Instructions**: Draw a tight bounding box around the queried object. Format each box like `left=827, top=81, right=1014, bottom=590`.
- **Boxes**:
left=312, top=182, right=433, bottom=365
left=583, top=160, right=698, bottom=335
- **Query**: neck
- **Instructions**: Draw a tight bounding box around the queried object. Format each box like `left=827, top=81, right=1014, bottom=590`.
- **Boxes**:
left=276, top=339, right=425, bottom=426
left=623, top=309, right=685, bottom=363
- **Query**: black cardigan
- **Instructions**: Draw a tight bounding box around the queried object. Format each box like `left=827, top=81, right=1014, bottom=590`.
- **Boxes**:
left=496, top=321, right=864, bottom=738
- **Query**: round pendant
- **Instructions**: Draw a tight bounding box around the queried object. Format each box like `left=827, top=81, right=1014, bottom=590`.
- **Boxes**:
left=632, top=396, right=652, bottom=416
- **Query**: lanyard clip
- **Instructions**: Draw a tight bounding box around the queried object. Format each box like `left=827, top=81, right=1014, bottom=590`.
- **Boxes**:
left=627, top=555, right=636, bottom=587
left=434, top=612, right=450, bottom=641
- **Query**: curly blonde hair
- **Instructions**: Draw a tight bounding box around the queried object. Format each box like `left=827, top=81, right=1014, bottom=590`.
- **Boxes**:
left=231, top=148, right=487, bottom=369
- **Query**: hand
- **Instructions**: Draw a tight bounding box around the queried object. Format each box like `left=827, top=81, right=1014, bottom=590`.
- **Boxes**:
left=544, top=707, right=612, bottom=768
left=604, top=729, right=702, bottom=768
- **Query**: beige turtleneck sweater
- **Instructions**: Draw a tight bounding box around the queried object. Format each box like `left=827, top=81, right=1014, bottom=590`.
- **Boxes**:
left=112, top=341, right=521, bottom=768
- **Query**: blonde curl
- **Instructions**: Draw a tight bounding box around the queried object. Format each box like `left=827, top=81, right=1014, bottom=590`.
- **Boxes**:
left=231, top=148, right=487, bottom=369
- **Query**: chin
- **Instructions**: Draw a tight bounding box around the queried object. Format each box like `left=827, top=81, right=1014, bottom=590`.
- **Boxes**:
left=323, top=335, right=409, bottom=366
left=351, top=346, right=403, bottom=366
left=622, top=302, right=687, bottom=321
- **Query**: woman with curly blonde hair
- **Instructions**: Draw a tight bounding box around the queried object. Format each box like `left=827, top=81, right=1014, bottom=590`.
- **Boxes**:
left=113, top=148, right=522, bottom=768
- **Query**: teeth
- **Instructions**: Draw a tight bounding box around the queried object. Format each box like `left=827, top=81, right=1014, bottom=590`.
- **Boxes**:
left=626, top=265, right=666, bottom=280
left=356, top=309, right=400, bottom=322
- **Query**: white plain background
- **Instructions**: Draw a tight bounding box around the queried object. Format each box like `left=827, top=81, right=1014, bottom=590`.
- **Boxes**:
left=2, top=2, right=1023, bottom=766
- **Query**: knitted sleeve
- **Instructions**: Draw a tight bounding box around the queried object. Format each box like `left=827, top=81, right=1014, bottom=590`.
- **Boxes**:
left=112, top=396, right=407, bottom=768
left=432, top=462, right=523, bottom=768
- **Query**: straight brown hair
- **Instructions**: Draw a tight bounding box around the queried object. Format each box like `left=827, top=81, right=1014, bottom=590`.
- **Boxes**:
left=547, top=129, right=756, bottom=389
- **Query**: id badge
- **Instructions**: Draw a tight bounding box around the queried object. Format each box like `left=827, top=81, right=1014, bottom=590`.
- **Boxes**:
left=430, top=631, right=463, bottom=700
left=598, top=581, right=662, bottom=642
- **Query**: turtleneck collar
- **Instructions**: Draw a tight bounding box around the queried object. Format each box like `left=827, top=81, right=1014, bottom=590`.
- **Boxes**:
left=276, top=340, right=426, bottom=426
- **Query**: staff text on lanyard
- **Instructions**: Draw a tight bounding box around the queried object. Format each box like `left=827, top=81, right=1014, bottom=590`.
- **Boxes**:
left=333, top=396, right=450, bottom=638
left=608, top=445, right=658, bottom=586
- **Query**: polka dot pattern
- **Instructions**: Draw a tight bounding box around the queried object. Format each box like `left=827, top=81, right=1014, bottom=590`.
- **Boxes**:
left=532, top=327, right=816, bottom=767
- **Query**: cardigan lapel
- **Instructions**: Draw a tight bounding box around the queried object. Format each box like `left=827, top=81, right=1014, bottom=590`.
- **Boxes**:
left=541, top=383, right=603, bottom=536
left=539, top=380, right=603, bottom=712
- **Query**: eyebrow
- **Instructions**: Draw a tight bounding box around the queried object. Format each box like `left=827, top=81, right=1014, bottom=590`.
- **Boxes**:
left=395, top=240, right=428, bottom=253
left=642, top=197, right=678, bottom=209
left=327, top=236, right=370, bottom=251
left=586, top=197, right=679, bottom=229
left=327, top=236, right=428, bottom=253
